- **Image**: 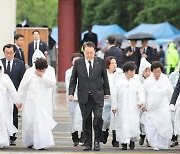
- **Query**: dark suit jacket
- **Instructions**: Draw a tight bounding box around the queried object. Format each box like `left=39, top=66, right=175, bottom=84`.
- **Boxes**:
left=14, top=45, right=25, bottom=62
left=144, top=46, right=154, bottom=64
left=69, top=57, right=110, bottom=104
left=28, top=41, right=48, bottom=66
left=104, top=46, right=123, bottom=68
left=1, top=58, right=25, bottom=90
left=82, top=32, right=98, bottom=49
left=123, top=46, right=141, bottom=73
left=170, top=75, right=180, bottom=105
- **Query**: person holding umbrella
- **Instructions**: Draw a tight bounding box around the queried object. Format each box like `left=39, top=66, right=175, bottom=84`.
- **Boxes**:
left=140, top=39, right=154, bottom=64
left=123, top=39, right=141, bottom=73
left=126, top=33, right=155, bottom=64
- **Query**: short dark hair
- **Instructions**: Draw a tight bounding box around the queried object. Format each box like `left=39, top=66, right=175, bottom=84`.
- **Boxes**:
left=32, top=30, right=40, bottom=35
left=0, top=66, right=2, bottom=70
left=3, top=44, right=15, bottom=53
left=123, top=61, right=136, bottom=72
left=105, top=56, right=116, bottom=69
left=14, top=34, right=24, bottom=41
left=35, top=58, right=48, bottom=70
left=83, top=41, right=96, bottom=51
left=151, top=61, right=163, bottom=72
left=71, top=53, right=83, bottom=61
left=108, top=35, right=116, bottom=44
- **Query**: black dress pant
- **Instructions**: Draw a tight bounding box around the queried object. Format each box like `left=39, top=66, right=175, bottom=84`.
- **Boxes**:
left=10, top=105, right=18, bottom=141
left=79, top=94, right=103, bottom=147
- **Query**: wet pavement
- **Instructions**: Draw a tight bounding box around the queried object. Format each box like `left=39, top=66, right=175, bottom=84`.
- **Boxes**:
left=0, top=82, right=180, bottom=153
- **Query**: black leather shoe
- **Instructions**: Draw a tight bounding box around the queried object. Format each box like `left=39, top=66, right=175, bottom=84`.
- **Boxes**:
left=146, top=140, right=151, bottom=147
left=73, top=142, right=79, bottom=146
left=100, top=131, right=107, bottom=144
left=83, top=145, right=91, bottom=151
left=112, top=140, right=119, bottom=147
left=139, top=134, right=146, bottom=145
left=129, top=141, right=135, bottom=149
left=174, top=141, right=179, bottom=146
left=122, top=143, right=127, bottom=150
left=28, top=145, right=33, bottom=149
left=94, top=141, right=100, bottom=151
left=10, top=140, right=16, bottom=146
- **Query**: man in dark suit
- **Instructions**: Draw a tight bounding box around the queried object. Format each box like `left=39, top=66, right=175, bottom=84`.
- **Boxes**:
left=82, top=25, right=98, bottom=50
left=141, top=39, right=154, bottom=64
left=69, top=41, right=110, bottom=151
left=1, top=44, right=25, bottom=145
left=123, top=40, right=141, bottom=73
left=104, top=35, right=123, bottom=68
left=28, top=30, right=48, bottom=66
left=14, top=34, right=25, bottom=63
left=170, top=75, right=180, bottom=106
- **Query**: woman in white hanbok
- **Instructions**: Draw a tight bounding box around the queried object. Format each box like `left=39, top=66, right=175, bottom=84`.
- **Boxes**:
left=101, top=56, right=123, bottom=147
left=138, top=57, right=151, bottom=146
left=0, top=61, right=17, bottom=148
left=112, top=62, right=144, bottom=150
left=65, top=53, right=83, bottom=146
left=16, top=50, right=57, bottom=150
left=142, top=61, right=173, bottom=151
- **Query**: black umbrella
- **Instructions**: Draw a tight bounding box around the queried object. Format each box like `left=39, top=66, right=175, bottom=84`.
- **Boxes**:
left=126, top=32, right=156, bottom=40
left=102, top=34, right=126, bottom=42
left=174, top=36, right=180, bottom=47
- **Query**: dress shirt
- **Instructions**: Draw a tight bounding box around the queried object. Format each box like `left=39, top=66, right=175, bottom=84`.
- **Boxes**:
left=85, top=58, right=94, bottom=76
left=34, top=40, right=40, bottom=50
left=6, top=59, right=14, bottom=72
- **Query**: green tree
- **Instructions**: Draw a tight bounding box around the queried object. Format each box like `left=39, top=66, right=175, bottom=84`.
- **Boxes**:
left=82, top=0, right=180, bottom=31
left=16, top=0, right=58, bottom=28
left=135, top=0, right=180, bottom=29
left=82, top=0, right=103, bottom=31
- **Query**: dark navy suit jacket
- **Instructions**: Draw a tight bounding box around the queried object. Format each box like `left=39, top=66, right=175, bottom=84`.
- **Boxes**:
left=14, top=45, right=25, bottom=63
left=28, top=41, right=48, bottom=66
left=1, top=58, right=25, bottom=90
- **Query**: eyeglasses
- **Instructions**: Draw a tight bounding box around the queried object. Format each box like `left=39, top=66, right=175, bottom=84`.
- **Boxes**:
left=4, top=51, right=15, bottom=55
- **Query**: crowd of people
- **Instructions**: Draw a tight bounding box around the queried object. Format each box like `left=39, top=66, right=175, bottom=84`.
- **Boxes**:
left=66, top=37, right=180, bottom=151
left=0, top=27, right=180, bottom=152
left=0, top=29, right=57, bottom=150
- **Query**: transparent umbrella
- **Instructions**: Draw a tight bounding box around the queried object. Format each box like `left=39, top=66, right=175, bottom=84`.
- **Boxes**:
left=174, top=36, right=180, bottom=47
left=126, top=32, right=156, bottom=40
left=102, top=34, right=126, bottom=42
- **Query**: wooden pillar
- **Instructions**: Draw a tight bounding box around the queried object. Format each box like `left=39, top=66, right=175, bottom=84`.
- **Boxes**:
left=58, top=0, right=82, bottom=81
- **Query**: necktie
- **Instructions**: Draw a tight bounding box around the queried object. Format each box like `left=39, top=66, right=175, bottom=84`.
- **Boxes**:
left=132, top=47, right=135, bottom=52
left=19, top=48, right=22, bottom=59
left=35, top=42, right=37, bottom=50
left=143, top=48, right=146, bottom=53
left=7, top=61, right=11, bottom=75
left=89, top=61, right=93, bottom=78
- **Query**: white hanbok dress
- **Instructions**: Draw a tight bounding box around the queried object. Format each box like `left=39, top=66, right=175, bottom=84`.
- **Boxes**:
left=65, top=67, right=82, bottom=133
left=143, top=73, right=173, bottom=149
left=112, top=74, right=145, bottom=144
left=138, top=57, right=151, bottom=135
left=17, top=50, right=57, bottom=150
left=102, top=68, right=123, bottom=131
left=0, top=61, right=17, bottom=147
